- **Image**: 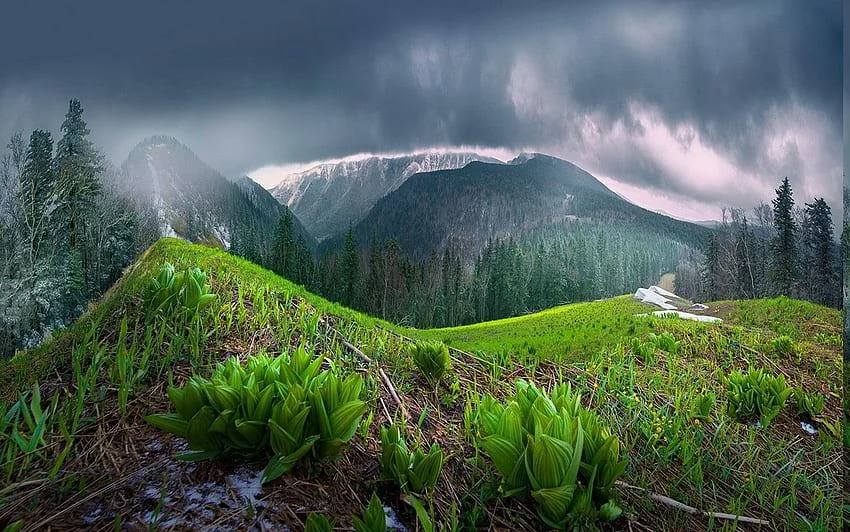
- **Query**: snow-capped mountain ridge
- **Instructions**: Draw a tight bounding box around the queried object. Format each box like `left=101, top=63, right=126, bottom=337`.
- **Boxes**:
left=269, top=151, right=500, bottom=240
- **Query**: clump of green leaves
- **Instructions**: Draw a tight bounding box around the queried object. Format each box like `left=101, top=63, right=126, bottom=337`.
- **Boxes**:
left=145, top=263, right=216, bottom=321
left=407, top=341, right=451, bottom=383
left=648, top=331, right=679, bottom=354
left=304, top=513, right=333, bottom=532
left=691, top=392, right=716, bottom=421
left=629, top=337, right=655, bottom=363
left=476, top=380, right=626, bottom=528
left=379, top=422, right=444, bottom=494
left=771, top=335, right=797, bottom=357
left=353, top=493, right=387, bottom=532
left=726, top=368, right=791, bottom=426
left=792, top=389, right=825, bottom=418
left=145, top=347, right=367, bottom=483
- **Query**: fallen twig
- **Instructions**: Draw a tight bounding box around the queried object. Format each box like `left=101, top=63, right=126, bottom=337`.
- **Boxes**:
left=616, top=481, right=770, bottom=526
left=331, top=326, right=408, bottom=419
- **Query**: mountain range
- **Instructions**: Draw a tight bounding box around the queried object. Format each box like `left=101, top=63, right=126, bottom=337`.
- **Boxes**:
left=322, top=153, right=712, bottom=259
left=269, top=152, right=500, bottom=241
left=118, top=138, right=711, bottom=269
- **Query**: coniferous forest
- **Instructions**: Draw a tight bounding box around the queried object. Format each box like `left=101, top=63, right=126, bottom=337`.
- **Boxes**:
left=241, top=178, right=841, bottom=329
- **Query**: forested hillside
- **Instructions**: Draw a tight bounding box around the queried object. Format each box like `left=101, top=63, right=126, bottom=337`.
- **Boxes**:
left=330, top=154, right=711, bottom=260
left=121, top=137, right=313, bottom=255
left=247, top=155, right=842, bottom=330
left=288, top=154, right=708, bottom=327
left=0, top=101, right=158, bottom=356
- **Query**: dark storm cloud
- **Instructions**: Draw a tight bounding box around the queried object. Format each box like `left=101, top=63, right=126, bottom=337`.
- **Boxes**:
left=0, top=0, right=841, bottom=217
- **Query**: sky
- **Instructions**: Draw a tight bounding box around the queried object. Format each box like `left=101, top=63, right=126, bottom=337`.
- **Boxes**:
left=0, top=0, right=842, bottom=222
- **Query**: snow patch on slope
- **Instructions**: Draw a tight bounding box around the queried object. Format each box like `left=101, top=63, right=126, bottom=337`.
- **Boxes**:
left=633, top=285, right=722, bottom=323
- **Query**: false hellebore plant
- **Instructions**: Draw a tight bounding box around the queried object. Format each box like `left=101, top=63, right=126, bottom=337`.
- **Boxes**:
left=476, top=380, right=626, bottom=528
left=146, top=347, right=367, bottom=483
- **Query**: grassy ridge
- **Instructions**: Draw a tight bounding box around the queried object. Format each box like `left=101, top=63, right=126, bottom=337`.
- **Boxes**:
left=0, top=238, right=843, bottom=530
left=410, top=297, right=663, bottom=362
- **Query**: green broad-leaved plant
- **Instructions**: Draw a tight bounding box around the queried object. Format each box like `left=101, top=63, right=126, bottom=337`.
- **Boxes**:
left=353, top=493, right=387, bottom=532
left=379, top=423, right=444, bottom=494
left=476, top=380, right=626, bottom=527
left=407, top=341, right=451, bottom=383
left=726, top=368, right=791, bottom=426
left=146, top=263, right=216, bottom=322
left=792, top=389, right=825, bottom=418
left=692, top=392, right=716, bottom=421
left=146, top=349, right=367, bottom=484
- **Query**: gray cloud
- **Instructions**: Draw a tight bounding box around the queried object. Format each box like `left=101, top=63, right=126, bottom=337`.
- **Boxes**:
left=0, top=0, right=841, bottom=219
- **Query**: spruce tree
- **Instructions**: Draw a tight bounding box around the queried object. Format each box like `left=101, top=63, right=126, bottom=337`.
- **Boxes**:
left=272, top=211, right=295, bottom=279
left=770, top=177, right=797, bottom=296
left=803, top=198, right=836, bottom=306
left=54, top=99, right=102, bottom=302
left=340, top=225, right=360, bottom=307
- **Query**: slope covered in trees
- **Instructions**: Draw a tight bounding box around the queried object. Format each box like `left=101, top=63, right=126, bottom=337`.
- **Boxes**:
left=121, top=137, right=314, bottom=256
left=329, top=154, right=711, bottom=260
left=0, top=100, right=158, bottom=356
left=297, top=154, right=708, bottom=327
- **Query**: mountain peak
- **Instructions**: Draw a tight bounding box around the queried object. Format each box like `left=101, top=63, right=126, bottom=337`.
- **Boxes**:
left=133, top=135, right=190, bottom=152
left=508, top=152, right=543, bottom=165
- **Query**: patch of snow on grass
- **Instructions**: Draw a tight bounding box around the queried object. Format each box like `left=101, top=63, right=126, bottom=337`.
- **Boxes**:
left=635, top=310, right=722, bottom=323
left=648, top=285, right=678, bottom=299
left=633, top=288, right=677, bottom=310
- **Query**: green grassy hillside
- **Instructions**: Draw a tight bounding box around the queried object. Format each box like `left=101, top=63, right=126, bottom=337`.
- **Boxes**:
left=0, top=239, right=843, bottom=530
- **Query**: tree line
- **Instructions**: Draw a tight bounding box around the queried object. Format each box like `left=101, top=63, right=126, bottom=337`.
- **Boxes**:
left=244, top=217, right=688, bottom=328
left=250, top=178, right=841, bottom=331
left=673, top=177, right=840, bottom=308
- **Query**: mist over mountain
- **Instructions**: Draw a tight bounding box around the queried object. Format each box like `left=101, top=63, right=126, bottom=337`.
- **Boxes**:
left=270, top=151, right=499, bottom=240
left=122, top=136, right=314, bottom=251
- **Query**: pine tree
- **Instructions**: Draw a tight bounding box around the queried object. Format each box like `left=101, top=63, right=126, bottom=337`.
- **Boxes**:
left=803, top=198, right=836, bottom=306
left=770, top=177, right=797, bottom=296
left=271, top=211, right=295, bottom=279
left=340, top=225, right=360, bottom=307
left=54, top=99, right=102, bottom=302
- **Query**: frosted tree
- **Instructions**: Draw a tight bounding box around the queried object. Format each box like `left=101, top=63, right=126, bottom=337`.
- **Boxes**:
left=54, top=99, right=103, bottom=304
